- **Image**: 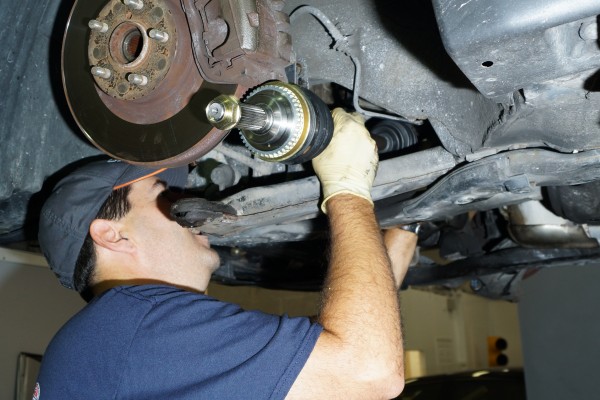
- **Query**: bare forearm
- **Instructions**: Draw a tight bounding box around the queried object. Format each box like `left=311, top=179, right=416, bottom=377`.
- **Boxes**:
left=289, top=108, right=404, bottom=399
left=384, top=228, right=418, bottom=289
left=319, top=195, right=403, bottom=375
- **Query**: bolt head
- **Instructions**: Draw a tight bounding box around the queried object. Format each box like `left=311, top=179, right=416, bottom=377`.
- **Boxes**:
left=470, top=279, right=484, bottom=292
left=208, top=104, right=225, bottom=121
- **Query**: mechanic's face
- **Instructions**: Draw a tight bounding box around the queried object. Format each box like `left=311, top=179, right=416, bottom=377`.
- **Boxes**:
left=123, top=177, right=220, bottom=288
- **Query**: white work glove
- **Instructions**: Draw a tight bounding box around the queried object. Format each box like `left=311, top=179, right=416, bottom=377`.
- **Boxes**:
left=312, top=108, right=378, bottom=213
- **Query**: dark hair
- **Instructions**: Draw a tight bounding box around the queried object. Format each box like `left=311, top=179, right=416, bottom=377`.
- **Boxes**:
left=73, top=185, right=132, bottom=300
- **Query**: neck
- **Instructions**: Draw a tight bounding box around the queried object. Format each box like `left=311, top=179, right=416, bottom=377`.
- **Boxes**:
left=91, top=278, right=207, bottom=297
left=91, top=256, right=212, bottom=296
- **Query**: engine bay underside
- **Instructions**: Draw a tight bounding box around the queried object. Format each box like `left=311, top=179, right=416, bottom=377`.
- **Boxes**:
left=4, top=0, right=600, bottom=299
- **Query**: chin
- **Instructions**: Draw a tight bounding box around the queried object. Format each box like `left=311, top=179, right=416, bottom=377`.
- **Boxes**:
left=209, top=252, right=221, bottom=272
left=200, top=248, right=220, bottom=272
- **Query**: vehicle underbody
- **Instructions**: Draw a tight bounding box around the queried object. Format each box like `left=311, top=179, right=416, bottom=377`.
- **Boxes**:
left=3, top=0, right=600, bottom=300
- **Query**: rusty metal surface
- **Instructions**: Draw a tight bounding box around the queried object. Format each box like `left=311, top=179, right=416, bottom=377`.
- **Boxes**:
left=171, top=198, right=238, bottom=231
left=88, top=0, right=177, bottom=103
left=62, top=0, right=245, bottom=166
left=88, top=0, right=203, bottom=125
left=182, top=0, right=292, bottom=87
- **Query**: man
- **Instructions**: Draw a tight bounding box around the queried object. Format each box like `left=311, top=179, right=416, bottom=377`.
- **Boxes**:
left=36, top=109, right=417, bottom=399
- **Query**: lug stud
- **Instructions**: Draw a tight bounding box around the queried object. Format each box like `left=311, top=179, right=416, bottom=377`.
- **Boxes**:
left=88, top=20, right=109, bottom=33
left=91, top=66, right=112, bottom=79
left=128, top=73, right=149, bottom=86
left=123, top=0, right=144, bottom=10
left=149, top=29, right=169, bottom=43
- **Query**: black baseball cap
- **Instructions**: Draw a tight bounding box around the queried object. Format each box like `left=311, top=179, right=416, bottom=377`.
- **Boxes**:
left=38, top=158, right=188, bottom=289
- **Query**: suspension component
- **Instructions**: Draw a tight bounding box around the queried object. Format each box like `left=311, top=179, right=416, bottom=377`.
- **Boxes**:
left=206, top=82, right=333, bottom=164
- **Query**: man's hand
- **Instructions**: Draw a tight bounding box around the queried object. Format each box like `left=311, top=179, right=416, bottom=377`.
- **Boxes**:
left=312, top=108, right=378, bottom=213
left=384, top=228, right=418, bottom=288
left=288, top=109, right=408, bottom=399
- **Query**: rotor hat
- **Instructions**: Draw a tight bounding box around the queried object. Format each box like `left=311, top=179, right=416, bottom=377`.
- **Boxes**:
left=38, top=158, right=188, bottom=290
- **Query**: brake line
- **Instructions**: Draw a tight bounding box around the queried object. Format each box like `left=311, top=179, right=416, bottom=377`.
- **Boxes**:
left=289, top=5, right=422, bottom=125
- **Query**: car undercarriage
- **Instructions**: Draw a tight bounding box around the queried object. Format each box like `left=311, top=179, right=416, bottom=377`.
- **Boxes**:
left=3, top=0, right=600, bottom=300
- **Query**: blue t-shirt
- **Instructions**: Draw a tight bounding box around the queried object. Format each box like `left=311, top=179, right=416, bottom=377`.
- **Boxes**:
left=36, top=285, right=322, bottom=399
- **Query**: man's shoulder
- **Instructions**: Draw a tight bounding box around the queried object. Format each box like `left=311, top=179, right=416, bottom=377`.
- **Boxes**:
left=45, top=286, right=211, bottom=345
left=40, top=286, right=216, bottom=375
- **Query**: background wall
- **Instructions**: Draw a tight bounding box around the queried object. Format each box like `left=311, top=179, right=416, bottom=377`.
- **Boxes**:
left=401, top=288, right=522, bottom=375
left=0, top=248, right=85, bottom=400
left=207, top=284, right=321, bottom=317
left=0, top=248, right=522, bottom=398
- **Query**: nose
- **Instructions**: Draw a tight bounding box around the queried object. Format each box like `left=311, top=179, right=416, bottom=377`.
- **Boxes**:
left=157, top=189, right=189, bottom=219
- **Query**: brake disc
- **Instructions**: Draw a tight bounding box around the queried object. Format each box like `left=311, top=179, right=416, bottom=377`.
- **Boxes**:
left=62, top=0, right=243, bottom=167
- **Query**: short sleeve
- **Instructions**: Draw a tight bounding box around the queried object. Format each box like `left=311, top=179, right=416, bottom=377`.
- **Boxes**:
left=118, top=287, right=323, bottom=400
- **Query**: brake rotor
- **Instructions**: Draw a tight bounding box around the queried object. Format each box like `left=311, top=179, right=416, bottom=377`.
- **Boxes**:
left=62, top=0, right=243, bottom=167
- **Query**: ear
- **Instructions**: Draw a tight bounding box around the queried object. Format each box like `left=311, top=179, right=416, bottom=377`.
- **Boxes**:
left=89, top=219, right=134, bottom=254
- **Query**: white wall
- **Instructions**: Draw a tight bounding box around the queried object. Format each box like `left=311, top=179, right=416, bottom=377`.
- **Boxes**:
left=401, top=288, right=522, bottom=375
left=0, top=248, right=85, bottom=400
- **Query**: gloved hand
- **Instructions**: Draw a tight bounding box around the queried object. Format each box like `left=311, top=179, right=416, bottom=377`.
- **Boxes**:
left=312, top=108, right=378, bottom=213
